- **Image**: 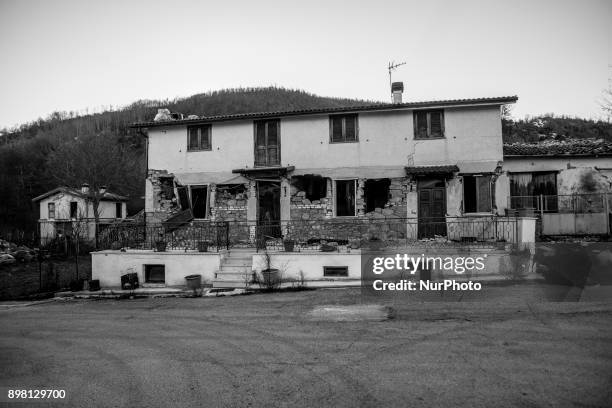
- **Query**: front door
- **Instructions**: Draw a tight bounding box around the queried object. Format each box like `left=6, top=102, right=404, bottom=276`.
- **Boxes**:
left=418, top=178, right=447, bottom=238
left=257, top=180, right=281, bottom=239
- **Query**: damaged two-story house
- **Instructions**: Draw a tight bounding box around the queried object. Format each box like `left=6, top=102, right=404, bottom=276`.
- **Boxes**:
left=133, top=89, right=518, bottom=243
left=92, top=88, right=540, bottom=288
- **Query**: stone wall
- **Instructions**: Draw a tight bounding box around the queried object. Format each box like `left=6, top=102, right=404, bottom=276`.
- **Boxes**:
left=211, top=184, right=248, bottom=222
left=287, top=177, right=409, bottom=242
left=146, top=169, right=182, bottom=225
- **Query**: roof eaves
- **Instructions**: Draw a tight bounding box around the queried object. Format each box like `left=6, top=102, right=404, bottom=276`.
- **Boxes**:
left=130, top=95, right=518, bottom=129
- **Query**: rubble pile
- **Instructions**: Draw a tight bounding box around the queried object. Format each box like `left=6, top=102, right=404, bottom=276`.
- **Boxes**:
left=0, top=239, right=37, bottom=265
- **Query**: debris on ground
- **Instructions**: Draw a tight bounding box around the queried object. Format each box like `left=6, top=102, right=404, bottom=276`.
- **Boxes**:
left=308, top=304, right=394, bottom=321
left=0, top=239, right=37, bottom=264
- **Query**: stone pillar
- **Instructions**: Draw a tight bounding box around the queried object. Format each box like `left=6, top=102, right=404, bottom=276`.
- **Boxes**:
left=406, top=177, right=418, bottom=240
left=517, top=217, right=536, bottom=244
left=325, top=178, right=333, bottom=218
left=246, top=180, right=258, bottom=243
left=246, top=180, right=257, bottom=222
left=357, top=179, right=365, bottom=216
left=209, top=184, right=217, bottom=221
left=280, top=177, right=291, bottom=236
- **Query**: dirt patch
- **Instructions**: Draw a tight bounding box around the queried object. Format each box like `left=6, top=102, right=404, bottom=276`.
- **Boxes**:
left=308, top=304, right=394, bottom=321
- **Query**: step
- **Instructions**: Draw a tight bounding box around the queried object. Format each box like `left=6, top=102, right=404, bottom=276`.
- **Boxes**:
left=228, top=249, right=257, bottom=253
left=216, top=271, right=252, bottom=280
left=212, top=279, right=250, bottom=289
left=222, top=258, right=253, bottom=266
left=219, top=265, right=252, bottom=273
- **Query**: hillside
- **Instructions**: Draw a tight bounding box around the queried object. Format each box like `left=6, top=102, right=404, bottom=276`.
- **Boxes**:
left=1, top=87, right=611, bottom=234
left=503, top=114, right=612, bottom=143
left=0, top=87, right=380, bottom=232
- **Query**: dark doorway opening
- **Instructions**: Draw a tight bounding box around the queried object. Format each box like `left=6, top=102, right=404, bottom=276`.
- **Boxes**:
left=190, top=186, right=208, bottom=219
left=257, top=180, right=281, bottom=238
left=417, top=178, right=447, bottom=239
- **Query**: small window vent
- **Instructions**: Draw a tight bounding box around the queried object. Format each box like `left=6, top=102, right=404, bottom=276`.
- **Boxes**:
left=323, top=266, right=349, bottom=277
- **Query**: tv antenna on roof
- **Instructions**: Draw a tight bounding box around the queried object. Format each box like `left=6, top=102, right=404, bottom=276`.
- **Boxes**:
left=388, top=61, right=406, bottom=101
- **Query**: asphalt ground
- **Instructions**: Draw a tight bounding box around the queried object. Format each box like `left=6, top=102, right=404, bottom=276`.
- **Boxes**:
left=1, top=285, right=611, bottom=407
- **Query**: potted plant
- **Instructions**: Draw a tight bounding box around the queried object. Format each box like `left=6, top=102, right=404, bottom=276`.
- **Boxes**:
left=282, top=234, right=295, bottom=252
left=259, top=251, right=281, bottom=290
left=155, top=232, right=167, bottom=252
left=197, top=241, right=211, bottom=252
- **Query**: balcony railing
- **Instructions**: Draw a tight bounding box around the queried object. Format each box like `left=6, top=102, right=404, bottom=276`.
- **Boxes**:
left=95, top=216, right=519, bottom=252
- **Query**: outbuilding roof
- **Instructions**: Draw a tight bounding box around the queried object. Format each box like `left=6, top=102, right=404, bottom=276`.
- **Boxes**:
left=32, top=186, right=129, bottom=202
left=503, top=139, right=612, bottom=158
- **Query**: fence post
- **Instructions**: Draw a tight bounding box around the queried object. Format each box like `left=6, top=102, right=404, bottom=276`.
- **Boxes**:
left=225, top=221, right=229, bottom=251
left=605, top=193, right=610, bottom=235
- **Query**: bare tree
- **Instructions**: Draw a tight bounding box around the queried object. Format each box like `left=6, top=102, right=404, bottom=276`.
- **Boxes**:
left=601, top=89, right=612, bottom=122
left=46, top=131, right=142, bottom=247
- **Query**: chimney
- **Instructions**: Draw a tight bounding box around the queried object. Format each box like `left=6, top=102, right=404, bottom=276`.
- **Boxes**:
left=99, top=186, right=107, bottom=195
left=81, top=183, right=90, bottom=194
left=391, top=82, right=404, bottom=104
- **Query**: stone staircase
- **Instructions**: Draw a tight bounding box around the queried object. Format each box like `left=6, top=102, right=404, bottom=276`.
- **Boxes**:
left=212, top=249, right=255, bottom=288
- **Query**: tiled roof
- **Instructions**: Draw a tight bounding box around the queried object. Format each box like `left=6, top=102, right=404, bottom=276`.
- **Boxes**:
left=130, top=96, right=518, bottom=128
left=503, top=139, right=612, bottom=157
left=32, top=186, right=129, bottom=202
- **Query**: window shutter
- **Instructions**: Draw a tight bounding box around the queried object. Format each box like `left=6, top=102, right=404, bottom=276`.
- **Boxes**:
left=477, top=176, right=492, bottom=212
left=430, top=112, right=442, bottom=137
left=202, top=126, right=211, bottom=150
left=267, top=121, right=278, bottom=146
left=345, top=116, right=356, bottom=141
left=331, top=117, right=343, bottom=142
left=188, top=128, right=199, bottom=150
left=256, top=122, right=266, bottom=147
left=415, top=111, right=428, bottom=138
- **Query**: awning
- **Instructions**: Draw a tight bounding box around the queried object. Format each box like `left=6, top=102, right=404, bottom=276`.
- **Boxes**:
left=291, top=166, right=406, bottom=179
left=232, top=166, right=295, bottom=178
left=404, top=165, right=459, bottom=176
left=174, top=172, right=249, bottom=185
left=457, top=160, right=500, bottom=174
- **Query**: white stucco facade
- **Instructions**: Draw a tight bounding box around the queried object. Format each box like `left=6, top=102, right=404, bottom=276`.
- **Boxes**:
left=35, top=189, right=127, bottom=242
left=144, top=103, right=507, bottom=219
left=146, top=105, right=503, bottom=175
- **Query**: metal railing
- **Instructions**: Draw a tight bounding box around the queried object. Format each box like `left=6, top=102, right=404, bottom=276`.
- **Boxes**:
left=509, top=193, right=610, bottom=214
left=96, top=216, right=519, bottom=252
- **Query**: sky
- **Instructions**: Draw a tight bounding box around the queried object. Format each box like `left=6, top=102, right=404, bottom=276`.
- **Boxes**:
left=0, top=0, right=611, bottom=129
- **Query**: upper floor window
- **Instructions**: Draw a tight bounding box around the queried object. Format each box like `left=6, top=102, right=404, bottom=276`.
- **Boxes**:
left=254, top=120, right=280, bottom=167
left=48, top=202, right=55, bottom=219
left=330, top=114, right=358, bottom=143
left=187, top=125, right=211, bottom=151
left=414, top=110, right=444, bottom=139
left=70, top=201, right=78, bottom=218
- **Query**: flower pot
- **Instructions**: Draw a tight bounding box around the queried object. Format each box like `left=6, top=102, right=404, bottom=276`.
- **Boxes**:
left=320, top=244, right=336, bottom=252
left=261, top=268, right=280, bottom=287
left=283, top=240, right=295, bottom=252
left=155, top=241, right=167, bottom=252
left=88, top=279, right=101, bottom=291
left=185, top=274, right=202, bottom=290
